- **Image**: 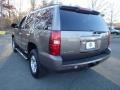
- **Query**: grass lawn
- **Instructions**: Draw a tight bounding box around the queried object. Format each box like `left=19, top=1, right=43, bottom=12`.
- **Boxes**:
left=0, top=31, right=6, bottom=35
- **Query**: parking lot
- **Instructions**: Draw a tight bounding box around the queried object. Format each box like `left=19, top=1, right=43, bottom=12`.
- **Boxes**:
left=0, top=34, right=120, bottom=90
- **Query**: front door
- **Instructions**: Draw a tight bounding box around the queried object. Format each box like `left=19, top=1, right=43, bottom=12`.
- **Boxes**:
left=14, top=17, right=26, bottom=47
left=16, top=17, right=27, bottom=49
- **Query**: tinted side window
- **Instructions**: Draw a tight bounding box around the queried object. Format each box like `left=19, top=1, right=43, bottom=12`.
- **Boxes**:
left=60, top=10, right=108, bottom=31
left=24, top=14, right=34, bottom=29
left=34, top=8, right=53, bottom=30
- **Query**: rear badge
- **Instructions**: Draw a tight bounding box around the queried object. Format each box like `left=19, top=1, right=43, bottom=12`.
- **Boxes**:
left=74, top=66, right=78, bottom=69
left=86, top=42, right=95, bottom=49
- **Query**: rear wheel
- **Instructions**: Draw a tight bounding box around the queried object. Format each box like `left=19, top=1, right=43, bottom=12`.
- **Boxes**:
left=29, top=49, right=46, bottom=78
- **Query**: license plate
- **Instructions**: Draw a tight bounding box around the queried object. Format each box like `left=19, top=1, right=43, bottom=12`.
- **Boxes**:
left=86, top=42, right=95, bottom=49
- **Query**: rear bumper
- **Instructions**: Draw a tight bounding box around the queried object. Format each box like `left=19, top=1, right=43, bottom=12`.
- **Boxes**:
left=39, top=48, right=111, bottom=71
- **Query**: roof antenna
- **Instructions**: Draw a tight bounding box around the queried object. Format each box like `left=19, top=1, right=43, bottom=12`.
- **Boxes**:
left=54, top=0, right=58, bottom=4
left=53, top=0, right=60, bottom=5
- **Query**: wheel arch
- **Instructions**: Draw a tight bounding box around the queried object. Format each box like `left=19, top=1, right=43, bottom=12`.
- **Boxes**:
left=27, top=42, right=37, bottom=54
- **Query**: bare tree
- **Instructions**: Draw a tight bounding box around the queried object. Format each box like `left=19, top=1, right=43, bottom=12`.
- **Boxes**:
left=30, top=0, right=50, bottom=10
left=90, top=0, right=120, bottom=28
left=29, top=0, right=55, bottom=11
left=91, top=0, right=98, bottom=10
left=41, top=0, right=49, bottom=8
left=0, top=0, right=15, bottom=17
left=109, top=2, right=120, bottom=28
left=48, top=0, right=54, bottom=6
left=0, top=0, right=16, bottom=28
left=0, top=0, right=5, bottom=17
left=30, top=0, right=36, bottom=11
left=90, top=0, right=109, bottom=11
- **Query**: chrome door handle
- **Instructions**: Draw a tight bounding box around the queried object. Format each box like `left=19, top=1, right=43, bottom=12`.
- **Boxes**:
left=26, top=34, right=30, bottom=36
left=19, top=33, right=22, bottom=35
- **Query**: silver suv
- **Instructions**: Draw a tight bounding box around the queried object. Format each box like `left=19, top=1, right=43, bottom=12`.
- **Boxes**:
left=11, top=5, right=111, bottom=78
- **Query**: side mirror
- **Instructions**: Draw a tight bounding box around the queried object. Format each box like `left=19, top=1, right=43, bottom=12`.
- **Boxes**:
left=11, top=23, right=18, bottom=28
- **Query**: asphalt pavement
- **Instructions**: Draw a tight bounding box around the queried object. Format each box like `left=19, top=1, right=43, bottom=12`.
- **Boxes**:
left=0, top=34, right=120, bottom=90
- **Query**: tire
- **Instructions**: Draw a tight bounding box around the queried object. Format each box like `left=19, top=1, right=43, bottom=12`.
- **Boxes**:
left=116, top=33, right=119, bottom=35
left=12, top=38, right=17, bottom=52
left=29, top=49, right=46, bottom=78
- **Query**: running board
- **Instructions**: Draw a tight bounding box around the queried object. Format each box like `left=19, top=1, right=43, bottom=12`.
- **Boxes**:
left=15, top=48, right=28, bottom=60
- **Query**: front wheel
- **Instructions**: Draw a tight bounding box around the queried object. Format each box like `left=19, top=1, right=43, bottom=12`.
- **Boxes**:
left=116, top=33, right=119, bottom=35
left=12, top=38, right=17, bottom=52
left=29, top=49, right=46, bottom=78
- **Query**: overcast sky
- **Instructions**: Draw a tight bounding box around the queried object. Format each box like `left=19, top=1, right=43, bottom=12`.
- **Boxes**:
left=11, top=0, right=120, bottom=23
left=11, top=0, right=89, bottom=12
left=11, top=0, right=120, bottom=11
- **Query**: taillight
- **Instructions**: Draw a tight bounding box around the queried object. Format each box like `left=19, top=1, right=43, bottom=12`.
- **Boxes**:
left=108, top=31, right=110, bottom=47
left=49, top=31, right=61, bottom=56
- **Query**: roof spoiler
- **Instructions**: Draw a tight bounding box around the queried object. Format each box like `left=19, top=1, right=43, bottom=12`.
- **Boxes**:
left=60, top=6, right=100, bottom=15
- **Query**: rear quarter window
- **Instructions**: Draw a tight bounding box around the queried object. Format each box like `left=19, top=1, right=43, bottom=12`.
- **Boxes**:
left=34, top=8, right=54, bottom=30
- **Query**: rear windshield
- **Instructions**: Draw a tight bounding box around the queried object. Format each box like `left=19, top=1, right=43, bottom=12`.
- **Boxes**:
left=60, top=10, right=108, bottom=31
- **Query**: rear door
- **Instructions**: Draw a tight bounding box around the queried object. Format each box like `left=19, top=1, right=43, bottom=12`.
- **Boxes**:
left=20, top=14, right=34, bottom=51
left=33, top=8, right=54, bottom=53
left=60, top=8, right=109, bottom=61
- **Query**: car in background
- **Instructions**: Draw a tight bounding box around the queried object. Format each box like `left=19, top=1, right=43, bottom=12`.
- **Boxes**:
left=110, top=28, right=120, bottom=35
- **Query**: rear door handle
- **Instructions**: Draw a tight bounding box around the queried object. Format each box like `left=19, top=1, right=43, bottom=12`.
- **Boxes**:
left=26, top=34, right=30, bottom=36
left=19, top=32, right=22, bottom=35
